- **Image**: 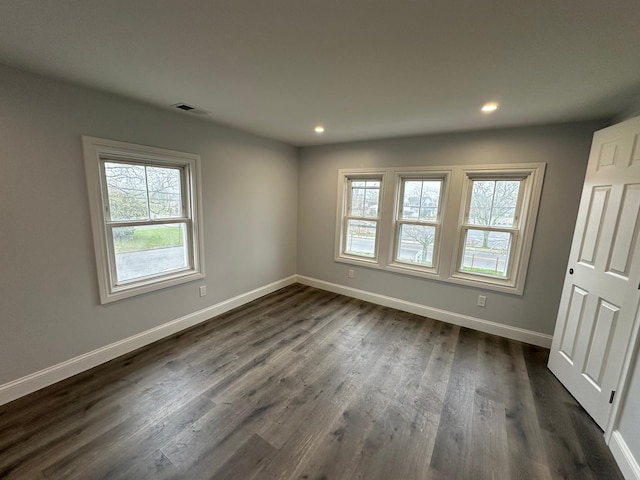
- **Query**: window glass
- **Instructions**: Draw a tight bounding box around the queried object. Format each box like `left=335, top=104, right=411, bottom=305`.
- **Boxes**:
left=343, top=178, right=382, bottom=260
left=460, top=229, right=512, bottom=278
left=335, top=164, right=543, bottom=295
left=395, top=178, right=443, bottom=269
left=104, top=163, right=148, bottom=221
left=105, top=162, right=183, bottom=221
left=349, top=180, right=380, bottom=217
left=147, top=166, right=183, bottom=218
left=345, top=219, right=377, bottom=257
left=396, top=224, right=436, bottom=266
left=460, top=178, right=521, bottom=279
left=401, top=180, right=441, bottom=221
left=83, top=136, right=204, bottom=303
left=468, top=180, right=520, bottom=227
left=112, top=223, right=188, bottom=282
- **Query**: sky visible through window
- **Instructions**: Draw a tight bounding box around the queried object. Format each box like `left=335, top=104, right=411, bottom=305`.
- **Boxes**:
left=461, top=179, right=521, bottom=277
left=345, top=179, right=381, bottom=258
left=104, top=162, right=188, bottom=282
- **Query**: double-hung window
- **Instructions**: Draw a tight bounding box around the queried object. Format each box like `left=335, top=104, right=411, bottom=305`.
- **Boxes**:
left=452, top=166, right=544, bottom=291
left=338, top=175, right=383, bottom=261
left=335, top=164, right=545, bottom=294
left=458, top=177, right=522, bottom=278
left=393, top=176, right=445, bottom=271
left=83, top=137, right=205, bottom=303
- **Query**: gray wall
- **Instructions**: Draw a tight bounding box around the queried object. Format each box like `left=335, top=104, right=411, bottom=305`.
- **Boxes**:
left=0, top=65, right=298, bottom=385
left=3, top=60, right=639, bottom=472
left=297, top=121, right=605, bottom=335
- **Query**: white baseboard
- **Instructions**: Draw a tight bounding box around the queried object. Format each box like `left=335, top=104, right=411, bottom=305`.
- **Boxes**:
left=0, top=273, right=553, bottom=407
left=296, top=275, right=553, bottom=348
left=610, top=431, right=640, bottom=480
left=0, top=275, right=297, bottom=407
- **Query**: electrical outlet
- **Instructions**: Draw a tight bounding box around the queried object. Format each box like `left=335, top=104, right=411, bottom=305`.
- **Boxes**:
left=199, top=285, right=207, bottom=297
left=348, top=269, right=354, bottom=279
left=477, top=295, right=486, bottom=307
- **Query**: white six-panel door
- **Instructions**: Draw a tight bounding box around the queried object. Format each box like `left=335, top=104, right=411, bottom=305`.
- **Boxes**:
left=548, top=116, right=640, bottom=429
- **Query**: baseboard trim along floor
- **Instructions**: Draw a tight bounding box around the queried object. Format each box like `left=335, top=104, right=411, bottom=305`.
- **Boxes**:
left=296, top=275, right=553, bottom=349
left=610, top=430, right=640, bottom=480
left=0, top=275, right=297, bottom=407
left=0, top=284, right=621, bottom=479
left=0, top=274, right=553, bottom=407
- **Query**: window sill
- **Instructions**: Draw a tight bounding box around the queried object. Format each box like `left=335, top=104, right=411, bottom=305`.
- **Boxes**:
left=102, top=270, right=205, bottom=304
left=334, top=257, right=524, bottom=295
left=447, top=270, right=521, bottom=294
left=387, top=262, right=439, bottom=279
left=335, top=254, right=381, bottom=268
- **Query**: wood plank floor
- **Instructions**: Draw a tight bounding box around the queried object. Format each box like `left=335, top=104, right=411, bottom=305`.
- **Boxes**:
left=0, top=284, right=624, bottom=479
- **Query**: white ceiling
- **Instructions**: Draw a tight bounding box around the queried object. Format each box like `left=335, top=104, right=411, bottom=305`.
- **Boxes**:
left=1, top=0, right=639, bottom=146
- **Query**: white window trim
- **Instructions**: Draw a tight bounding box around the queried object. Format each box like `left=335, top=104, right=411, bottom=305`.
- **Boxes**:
left=448, top=165, right=546, bottom=294
left=335, top=163, right=546, bottom=295
left=83, top=136, right=205, bottom=304
left=334, top=170, right=387, bottom=266
left=388, top=170, right=451, bottom=276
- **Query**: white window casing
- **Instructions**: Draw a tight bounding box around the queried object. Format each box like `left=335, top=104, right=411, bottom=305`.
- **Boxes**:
left=335, top=163, right=545, bottom=295
left=83, top=136, right=205, bottom=304
left=449, top=165, right=546, bottom=293
left=389, top=171, right=450, bottom=276
left=335, top=170, right=386, bottom=266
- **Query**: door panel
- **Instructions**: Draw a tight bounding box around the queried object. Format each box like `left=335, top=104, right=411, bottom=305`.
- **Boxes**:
left=607, top=184, right=640, bottom=277
left=630, top=134, right=640, bottom=166
left=583, top=300, right=618, bottom=386
left=549, top=116, right=640, bottom=429
left=597, top=140, right=619, bottom=169
left=559, top=286, right=588, bottom=361
left=579, top=186, right=609, bottom=266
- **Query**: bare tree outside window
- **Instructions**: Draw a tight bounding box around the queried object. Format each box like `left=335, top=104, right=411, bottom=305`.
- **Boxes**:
left=103, top=161, right=188, bottom=282
left=460, top=179, right=522, bottom=277
left=468, top=180, right=520, bottom=248
left=336, top=164, right=544, bottom=294
left=105, top=163, right=183, bottom=222
left=83, top=136, right=204, bottom=303
left=396, top=179, right=443, bottom=267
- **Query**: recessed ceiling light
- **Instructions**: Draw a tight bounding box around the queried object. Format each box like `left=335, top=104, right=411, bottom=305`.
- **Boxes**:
left=481, top=102, right=499, bottom=113
left=314, top=125, right=325, bottom=134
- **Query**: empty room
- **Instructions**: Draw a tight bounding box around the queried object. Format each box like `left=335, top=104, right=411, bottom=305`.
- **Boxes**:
left=2, top=1, right=640, bottom=479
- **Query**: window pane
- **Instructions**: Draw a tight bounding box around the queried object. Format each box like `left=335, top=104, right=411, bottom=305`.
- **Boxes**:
left=112, top=223, right=188, bottom=282
left=492, top=180, right=520, bottom=227
left=401, top=180, right=441, bottom=221
left=396, top=224, right=436, bottom=266
left=460, top=229, right=511, bottom=278
left=147, top=166, right=183, bottom=218
left=104, top=162, right=149, bottom=221
left=419, top=181, right=441, bottom=221
left=401, top=181, right=421, bottom=219
left=365, top=187, right=380, bottom=217
left=349, top=179, right=380, bottom=218
left=468, top=180, right=520, bottom=227
left=345, top=219, right=377, bottom=257
left=349, top=185, right=365, bottom=216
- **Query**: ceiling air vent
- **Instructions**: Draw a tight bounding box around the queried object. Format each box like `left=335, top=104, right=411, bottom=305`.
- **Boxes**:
left=170, top=103, right=209, bottom=116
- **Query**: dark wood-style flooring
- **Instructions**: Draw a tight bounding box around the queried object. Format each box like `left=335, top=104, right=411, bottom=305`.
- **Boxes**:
left=0, top=284, right=624, bottom=479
